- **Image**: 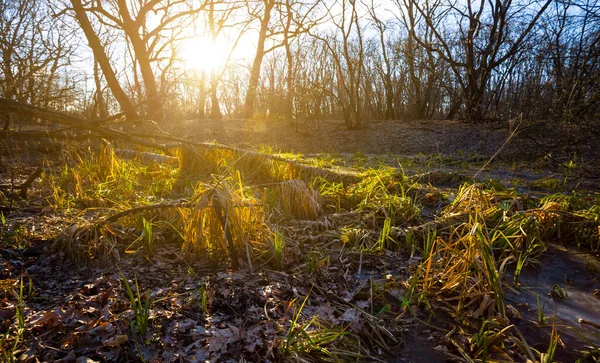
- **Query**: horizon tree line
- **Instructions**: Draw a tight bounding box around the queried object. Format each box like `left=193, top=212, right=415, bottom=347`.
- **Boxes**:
left=1, top=0, right=599, bottom=130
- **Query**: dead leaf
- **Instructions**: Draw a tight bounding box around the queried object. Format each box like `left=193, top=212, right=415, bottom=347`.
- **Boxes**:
left=169, top=319, right=196, bottom=335
left=0, top=306, right=15, bottom=320
left=184, top=340, right=203, bottom=353
left=30, top=308, right=62, bottom=329
left=340, top=307, right=359, bottom=322
left=244, top=325, right=264, bottom=353
left=184, top=347, right=208, bottom=362
left=56, top=350, right=77, bottom=362
left=207, top=327, right=242, bottom=354
left=355, top=300, right=369, bottom=309
left=103, top=334, right=128, bottom=347
left=18, top=349, right=37, bottom=363
left=87, top=322, right=116, bottom=340
left=101, top=304, right=110, bottom=321
left=75, top=357, right=100, bottom=363
left=189, top=326, right=207, bottom=340
left=60, top=331, right=81, bottom=350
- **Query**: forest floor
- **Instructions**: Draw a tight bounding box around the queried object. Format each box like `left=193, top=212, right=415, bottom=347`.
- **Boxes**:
left=0, top=117, right=599, bottom=362
left=170, top=117, right=600, bottom=165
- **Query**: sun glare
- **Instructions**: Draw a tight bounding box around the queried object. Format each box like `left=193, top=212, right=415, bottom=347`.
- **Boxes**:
left=181, top=37, right=227, bottom=73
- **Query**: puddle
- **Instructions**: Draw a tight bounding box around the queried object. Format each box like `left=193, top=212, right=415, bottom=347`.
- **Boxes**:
left=392, top=330, right=447, bottom=363
left=505, top=245, right=600, bottom=359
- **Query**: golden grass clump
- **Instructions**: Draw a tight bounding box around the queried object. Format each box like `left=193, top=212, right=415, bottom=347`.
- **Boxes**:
left=54, top=221, right=125, bottom=264
left=446, top=183, right=496, bottom=215
left=231, top=151, right=339, bottom=185
left=176, top=146, right=223, bottom=183
left=491, top=194, right=600, bottom=255
left=235, top=153, right=286, bottom=183
left=413, top=183, right=600, bottom=326
left=178, top=184, right=271, bottom=267
left=272, top=179, right=322, bottom=220
left=416, top=214, right=505, bottom=321
left=404, top=184, right=600, bottom=361
left=177, top=146, right=298, bottom=186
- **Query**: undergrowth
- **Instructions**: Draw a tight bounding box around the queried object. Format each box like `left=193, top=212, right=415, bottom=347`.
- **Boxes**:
left=30, top=143, right=600, bottom=361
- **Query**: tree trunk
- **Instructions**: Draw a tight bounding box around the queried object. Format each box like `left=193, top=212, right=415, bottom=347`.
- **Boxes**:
left=93, top=61, right=108, bottom=119
left=208, top=0, right=222, bottom=120
left=405, top=2, right=424, bottom=119
left=116, top=0, right=163, bottom=122
left=1, top=46, right=16, bottom=131
left=283, top=0, right=294, bottom=119
left=198, top=72, right=206, bottom=120
left=70, top=0, right=137, bottom=120
left=244, top=0, right=275, bottom=118
left=209, top=75, right=222, bottom=119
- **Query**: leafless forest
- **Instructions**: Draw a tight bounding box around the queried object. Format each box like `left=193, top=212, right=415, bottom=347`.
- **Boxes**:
left=1, top=0, right=599, bottom=127
left=1, top=1, right=600, bottom=362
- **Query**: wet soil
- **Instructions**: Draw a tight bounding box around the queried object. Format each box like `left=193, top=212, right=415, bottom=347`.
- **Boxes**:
left=505, top=245, right=600, bottom=362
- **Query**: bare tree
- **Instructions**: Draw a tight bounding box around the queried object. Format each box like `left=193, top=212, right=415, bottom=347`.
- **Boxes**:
left=391, top=0, right=442, bottom=119
left=243, top=0, right=320, bottom=118
left=243, top=0, right=276, bottom=118
left=2, top=0, right=596, bottom=131
left=0, top=0, right=77, bottom=130
left=289, top=36, right=336, bottom=129
left=69, top=0, right=138, bottom=120
left=312, top=0, right=365, bottom=129
left=90, top=60, right=109, bottom=119
left=202, top=0, right=249, bottom=119
left=207, top=0, right=223, bottom=119
left=71, top=0, right=206, bottom=121
left=278, top=0, right=323, bottom=119
left=547, top=0, right=600, bottom=122
left=406, top=0, right=552, bottom=121
left=365, top=0, right=395, bottom=120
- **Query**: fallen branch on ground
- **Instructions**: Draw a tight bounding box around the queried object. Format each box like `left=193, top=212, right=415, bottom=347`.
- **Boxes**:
left=0, top=167, right=44, bottom=199
left=0, top=98, right=172, bottom=154
left=0, top=98, right=360, bottom=186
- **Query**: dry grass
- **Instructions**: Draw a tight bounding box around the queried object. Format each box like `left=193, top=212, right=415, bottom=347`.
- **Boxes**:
left=178, top=184, right=271, bottom=267
left=272, top=179, right=322, bottom=220
left=54, top=221, right=128, bottom=264
left=44, top=141, right=600, bottom=361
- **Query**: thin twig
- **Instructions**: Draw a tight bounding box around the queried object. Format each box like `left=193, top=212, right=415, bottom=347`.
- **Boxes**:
left=474, top=114, right=523, bottom=179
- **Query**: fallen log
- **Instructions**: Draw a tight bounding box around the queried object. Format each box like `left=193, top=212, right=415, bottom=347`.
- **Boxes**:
left=0, top=167, right=43, bottom=199
left=4, top=129, right=101, bottom=142
left=0, top=98, right=360, bottom=185
left=0, top=98, right=171, bottom=154
left=114, top=149, right=177, bottom=164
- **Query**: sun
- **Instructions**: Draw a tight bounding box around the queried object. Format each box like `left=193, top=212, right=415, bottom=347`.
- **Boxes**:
left=181, top=36, right=228, bottom=73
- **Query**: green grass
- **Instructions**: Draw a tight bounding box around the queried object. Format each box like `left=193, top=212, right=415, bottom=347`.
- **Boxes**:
left=46, top=146, right=177, bottom=213
left=31, top=142, right=600, bottom=361
left=199, top=283, right=209, bottom=314
left=536, top=293, right=547, bottom=325
left=374, top=217, right=392, bottom=252
left=0, top=276, right=25, bottom=362
left=273, top=230, right=285, bottom=271
left=122, top=273, right=151, bottom=339
left=138, top=218, right=155, bottom=257
left=280, top=289, right=356, bottom=361
left=539, top=320, right=560, bottom=363
left=0, top=212, right=29, bottom=249
left=317, top=167, right=420, bottom=227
